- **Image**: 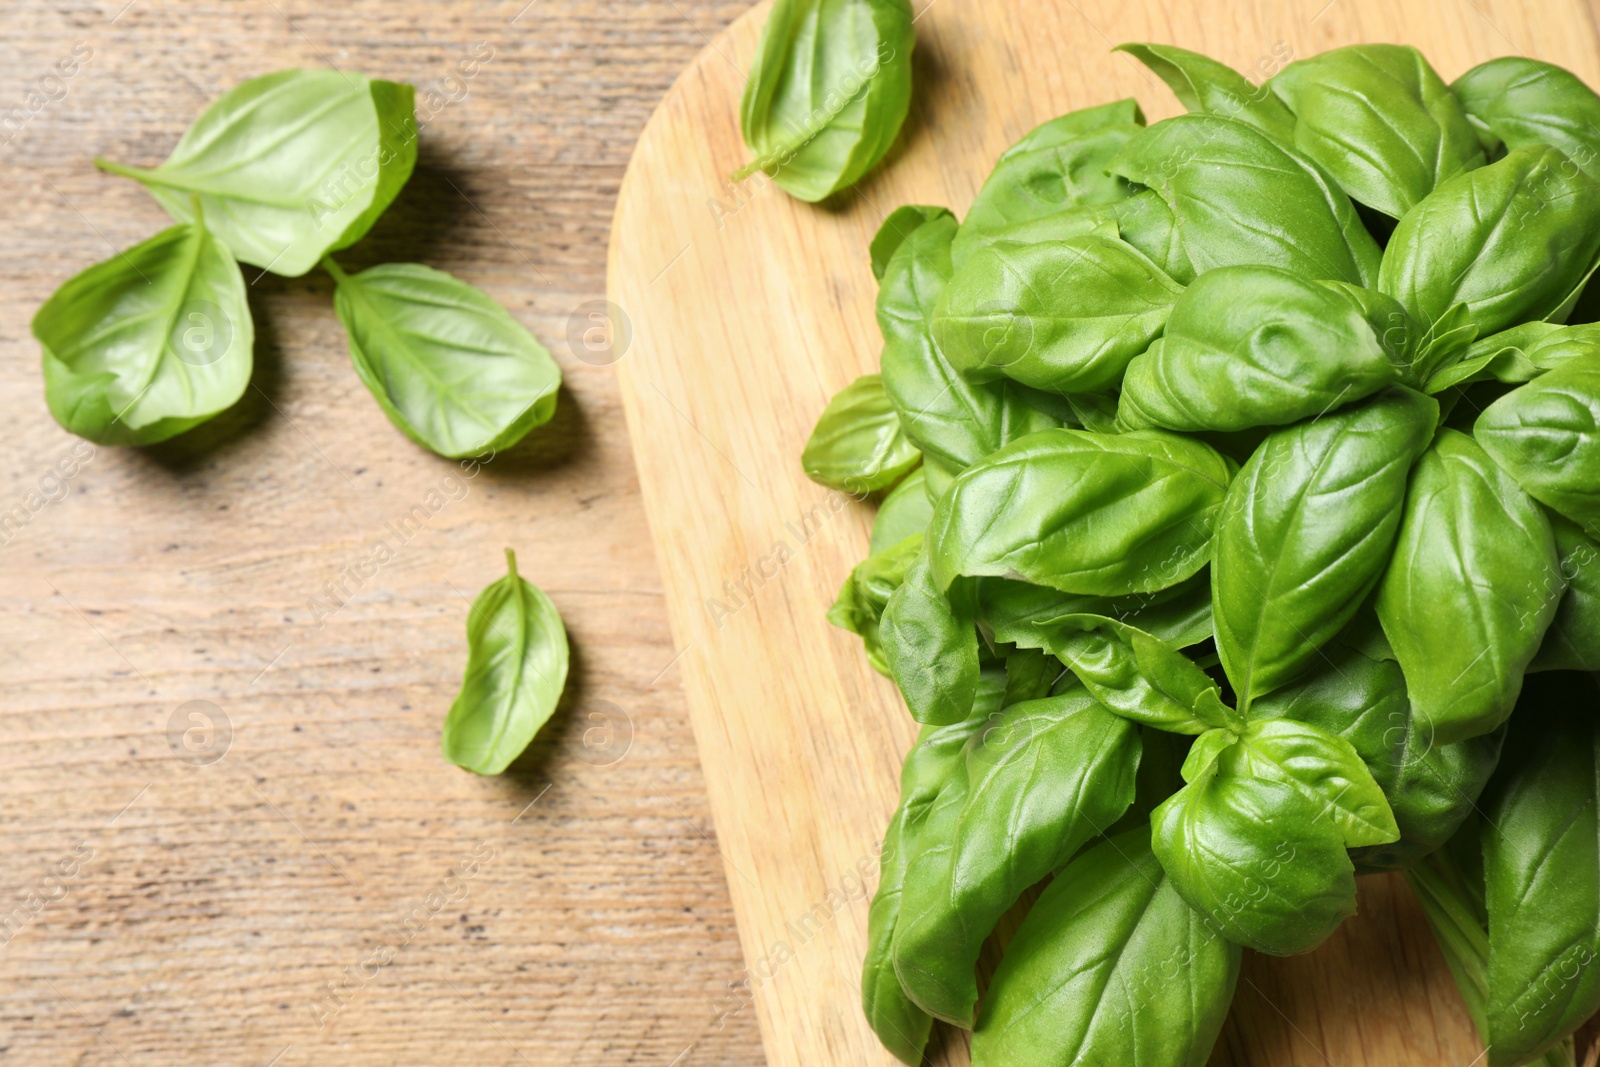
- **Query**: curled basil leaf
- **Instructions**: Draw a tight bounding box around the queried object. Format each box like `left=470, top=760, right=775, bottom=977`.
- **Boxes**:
left=1116, top=42, right=1295, bottom=141
left=1452, top=56, right=1600, bottom=180
left=971, top=829, right=1241, bottom=1067
left=828, top=533, right=922, bottom=674
left=98, top=71, right=416, bottom=277
left=1212, top=389, right=1439, bottom=706
left=736, top=0, right=915, bottom=202
left=1531, top=513, right=1600, bottom=672
left=36, top=218, right=252, bottom=446
left=929, top=428, right=1231, bottom=597
left=1270, top=44, right=1484, bottom=217
left=802, top=374, right=920, bottom=492
left=1107, top=113, right=1382, bottom=286
left=441, top=549, right=570, bottom=776
left=1476, top=356, right=1600, bottom=535
left=870, top=205, right=951, bottom=281
left=1103, top=188, right=1196, bottom=284
left=1378, top=145, right=1600, bottom=336
left=1376, top=430, right=1562, bottom=744
left=1117, top=265, right=1399, bottom=434
left=327, top=260, right=562, bottom=460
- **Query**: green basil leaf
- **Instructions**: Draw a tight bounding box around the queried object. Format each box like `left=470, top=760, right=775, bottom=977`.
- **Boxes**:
left=1212, top=389, right=1439, bottom=705
left=1530, top=512, right=1600, bottom=672
left=893, top=688, right=1140, bottom=1025
left=946, top=204, right=1119, bottom=271
left=1152, top=758, right=1357, bottom=956
left=929, top=428, right=1231, bottom=597
left=1376, top=429, right=1562, bottom=743
left=1103, top=187, right=1197, bottom=284
left=736, top=0, right=915, bottom=202
left=1524, top=322, right=1600, bottom=372
left=1115, top=42, right=1296, bottom=141
left=828, top=533, right=923, bottom=674
left=1476, top=356, right=1600, bottom=535
left=327, top=261, right=561, bottom=460
left=1452, top=56, right=1600, bottom=180
left=98, top=71, right=416, bottom=277
left=870, top=468, right=934, bottom=553
left=1482, top=672, right=1600, bottom=1067
left=880, top=548, right=980, bottom=725
left=977, top=570, right=1214, bottom=651
left=1117, top=265, right=1399, bottom=433
left=1270, top=45, right=1484, bottom=217
left=971, top=829, right=1240, bottom=1067
left=1428, top=327, right=1547, bottom=394
left=1226, top=717, right=1399, bottom=848
left=932, top=234, right=1183, bottom=392
left=441, top=549, right=569, bottom=776
left=999, top=646, right=1061, bottom=705
left=949, top=99, right=1143, bottom=266
left=870, top=205, right=952, bottom=281
left=801, top=374, right=920, bottom=492
left=1107, top=113, right=1382, bottom=286
left=1379, top=145, right=1600, bottom=336
left=35, top=219, right=253, bottom=446
left=1320, top=281, right=1424, bottom=386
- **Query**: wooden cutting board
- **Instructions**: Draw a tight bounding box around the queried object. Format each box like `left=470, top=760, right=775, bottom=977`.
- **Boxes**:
left=608, top=2, right=1600, bottom=1064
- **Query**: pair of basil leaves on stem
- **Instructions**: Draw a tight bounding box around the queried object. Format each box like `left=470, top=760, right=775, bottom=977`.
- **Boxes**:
left=34, top=69, right=560, bottom=459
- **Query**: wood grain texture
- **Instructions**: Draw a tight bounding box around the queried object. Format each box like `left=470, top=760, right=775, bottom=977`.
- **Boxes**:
left=607, top=2, right=1600, bottom=1065
left=0, top=2, right=768, bottom=1065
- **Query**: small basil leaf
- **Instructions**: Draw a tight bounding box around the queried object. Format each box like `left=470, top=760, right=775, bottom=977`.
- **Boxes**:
left=1180, top=727, right=1239, bottom=783
left=801, top=374, right=921, bottom=492
left=870, top=205, right=952, bottom=281
left=829, top=534, right=923, bottom=675
left=880, top=548, right=980, bottom=725
left=929, top=428, right=1231, bottom=597
left=1482, top=672, right=1600, bottom=1067
left=892, top=688, right=1140, bottom=1025
left=1107, top=113, right=1382, bottom=286
left=1320, top=281, right=1423, bottom=385
left=1452, top=56, right=1600, bottom=180
left=971, top=829, right=1241, bottom=1067
left=441, top=549, right=569, bottom=776
left=1227, top=718, right=1400, bottom=848
left=1117, top=265, right=1398, bottom=433
left=1270, top=45, right=1484, bottom=217
left=327, top=260, right=562, bottom=460
left=1476, top=357, right=1600, bottom=535
left=1212, top=389, right=1439, bottom=705
left=1378, top=145, right=1600, bottom=336
left=1530, top=512, right=1600, bottom=672
left=949, top=99, right=1142, bottom=266
left=1115, top=42, right=1296, bottom=141
left=932, top=234, right=1183, bottom=392
left=98, top=71, right=417, bottom=277
left=1524, top=322, right=1600, bottom=372
left=1376, top=430, right=1562, bottom=743
left=870, top=468, right=933, bottom=554
left=1428, top=336, right=1544, bottom=394
left=736, top=0, right=915, bottom=203
left=35, top=219, right=253, bottom=446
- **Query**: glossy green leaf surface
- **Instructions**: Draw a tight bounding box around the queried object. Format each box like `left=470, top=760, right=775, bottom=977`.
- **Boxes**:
left=1476, top=357, right=1600, bottom=534
left=1530, top=514, right=1600, bottom=671
left=1116, top=43, right=1295, bottom=141
left=1453, top=56, right=1600, bottom=180
left=1376, top=430, right=1562, bottom=743
left=441, top=550, right=569, bottom=776
left=99, top=70, right=416, bottom=277
left=971, top=829, right=1240, bottom=1067
left=35, top=220, right=252, bottom=445
left=828, top=534, right=923, bottom=674
left=879, top=548, right=980, bottom=725
left=328, top=261, right=562, bottom=460
left=1221, top=717, right=1400, bottom=848
left=976, top=570, right=1214, bottom=652
left=870, top=206, right=952, bottom=281
left=737, top=0, right=915, bottom=202
left=870, top=468, right=934, bottom=553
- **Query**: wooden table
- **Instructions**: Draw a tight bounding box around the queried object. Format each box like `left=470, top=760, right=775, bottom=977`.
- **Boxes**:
left=0, top=2, right=764, bottom=1064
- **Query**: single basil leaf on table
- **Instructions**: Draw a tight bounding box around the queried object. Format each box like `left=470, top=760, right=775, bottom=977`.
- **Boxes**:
left=98, top=70, right=417, bottom=277
left=736, top=0, right=915, bottom=202
left=326, top=260, right=562, bottom=460
left=892, top=686, right=1140, bottom=1025
left=971, top=828, right=1241, bottom=1067
left=948, top=99, right=1142, bottom=267
left=869, top=205, right=952, bottom=281
left=801, top=373, right=921, bottom=492
left=1529, top=512, right=1600, bottom=672
left=828, top=533, right=923, bottom=675
left=928, top=428, right=1231, bottom=597
left=1481, top=672, right=1600, bottom=1067
left=870, top=467, right=933, bottom=554
left=441, top=549, right=570, bottom=776
left=1107, top=113, right=1382, bottom=286
left=1376, top=429, right=1562, bottom=744
left=1270, top=44, right=1484, bottom=218
left=1452, top=56, right=1600, bottom=179
left=879, top=546, right=980, bottom=725
left=1115, top=42, right=1296, bottom=141
left=931, top=234, right=1184, bottom=393
left=1378, top=145, right=1600, bottom=337
left=1116, top=265, right=1398, bottom=433
left=1476, top=357, right=1600, bottom=535
left=1212, top=388, right=1439, bottom=706
left=35, top=218, right=253, bottom=446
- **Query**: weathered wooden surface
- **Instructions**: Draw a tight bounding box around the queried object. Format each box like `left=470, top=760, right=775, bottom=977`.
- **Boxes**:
left=609, top=1, right=1600, bottom=1065
left=0, top=2, right=767, bottom=1065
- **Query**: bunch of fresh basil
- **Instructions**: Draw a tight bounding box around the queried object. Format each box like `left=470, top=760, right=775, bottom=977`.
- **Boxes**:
left=802, top=43, right=1600, bottom=1067
left=34, top=69, right=561, bottom=458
